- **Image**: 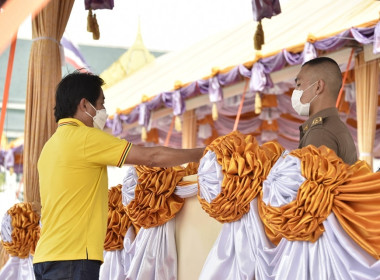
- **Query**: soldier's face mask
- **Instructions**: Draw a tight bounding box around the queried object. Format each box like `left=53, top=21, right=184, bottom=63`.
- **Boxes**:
left=291, top=81, right=318, bottom=116
left=85, top=102, right=108, bottom=130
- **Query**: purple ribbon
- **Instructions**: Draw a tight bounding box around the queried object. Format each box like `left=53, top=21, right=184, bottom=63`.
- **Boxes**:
left=374, top=22, right=380, bottom=54
left=111, top=113, right=123, bottom=136
left=208, top=76, right=223, bottom=103
left=85, top=0, right=114, bottom=10
left=4, top=149, right=14, bottom=168
left=138, top=103, right=150, bottom=127
left=251, top=0, right=281, bottom=22
left=173, top=90, right=185, bottom=116
left=249, top=62, right=273, bottom=92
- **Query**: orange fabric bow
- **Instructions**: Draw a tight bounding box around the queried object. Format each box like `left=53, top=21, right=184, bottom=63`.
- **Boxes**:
left=200, top=132, right=380, bottom=260
left=2, top=202, right=40, bottom=258
left=198, top=131, right=284, bottom=223
left=104, top=185, right=134, bottom=251
left=126, top=164, right=198, bottom=229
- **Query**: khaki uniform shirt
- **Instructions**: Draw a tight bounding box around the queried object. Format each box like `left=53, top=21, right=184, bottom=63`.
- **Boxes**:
left=298, top=107, right=357, bottom=165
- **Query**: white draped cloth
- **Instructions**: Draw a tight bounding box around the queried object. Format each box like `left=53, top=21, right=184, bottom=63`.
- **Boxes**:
left=99, top=249, right=125, bottom=280
left=198, top=151, right=380, bottom=280
left=100, top=166, right=197, bottom=280
left=0, top=256, right=35, bottom=280
left=0, top=213, right=35, bottom=280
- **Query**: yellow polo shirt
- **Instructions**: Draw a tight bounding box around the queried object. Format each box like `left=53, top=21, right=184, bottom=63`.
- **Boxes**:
left=33, top=118, right=132, bottom=263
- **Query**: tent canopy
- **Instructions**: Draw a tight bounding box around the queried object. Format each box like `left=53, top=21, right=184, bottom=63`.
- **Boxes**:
left=104, top=0, right=380, bottom=116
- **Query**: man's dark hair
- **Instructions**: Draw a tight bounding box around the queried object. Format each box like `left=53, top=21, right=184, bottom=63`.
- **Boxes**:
left=54, top=71, right=105, bottom=122
left=302, top=57, right=342, bottom=97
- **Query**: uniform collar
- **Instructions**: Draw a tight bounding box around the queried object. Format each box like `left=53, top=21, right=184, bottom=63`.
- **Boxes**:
left=58, top=118, right=86, bottom=127
left=301, top=107, right=338, bottom=132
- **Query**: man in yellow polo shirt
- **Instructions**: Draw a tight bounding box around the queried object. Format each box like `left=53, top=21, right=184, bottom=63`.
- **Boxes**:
left=33, top=72, right=204, bottom=280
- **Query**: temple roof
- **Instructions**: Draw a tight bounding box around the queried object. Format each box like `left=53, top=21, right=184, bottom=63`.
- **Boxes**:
left=100, top=22, right=156, bottom=90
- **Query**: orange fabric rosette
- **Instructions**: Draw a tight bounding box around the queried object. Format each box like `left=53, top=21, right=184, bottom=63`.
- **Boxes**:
left=200, top=131, right=380, bottom=260
left=259, top=146, right=352, bottom=244
left=104, top=185, right=133, bottom=251
left=126, top=163, right=198, bottom=229
left=1, top=202, right=40, bottom=258
left=259, top=145, right=380, bottom=260
left=198, top=131, right=284, bottom=223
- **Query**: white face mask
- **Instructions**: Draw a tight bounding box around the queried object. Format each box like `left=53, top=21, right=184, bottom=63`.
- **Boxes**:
left=85, top=102, right=108, bottom=130
left=291, top=81, right=318, bottom=116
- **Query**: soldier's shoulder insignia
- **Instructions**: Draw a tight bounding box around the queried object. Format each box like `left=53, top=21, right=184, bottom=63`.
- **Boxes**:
left=311, top=116, right=323, bottom=127
left=303, top=124, right=309, bottom=132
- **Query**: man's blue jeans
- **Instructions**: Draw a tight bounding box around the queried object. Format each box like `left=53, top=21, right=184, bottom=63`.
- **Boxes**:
left=33, top=259, right=101, bottom=280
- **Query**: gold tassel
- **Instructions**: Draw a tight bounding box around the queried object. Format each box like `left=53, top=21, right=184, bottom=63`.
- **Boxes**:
left=141, top=126, right=147, bottom=142
left=212, top=103, right=218, bottom=121
left=87, top=9, right=100, bottom=40
left=254, top=20, right=264, bottom=51
left=87, top=9, right=93, bottom=32
left=255, top=92, right=262, bottom=114
left=175, top=115, right=182, bottom=132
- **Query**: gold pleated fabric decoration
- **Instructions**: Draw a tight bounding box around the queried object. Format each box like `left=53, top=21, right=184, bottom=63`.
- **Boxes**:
left=104, top=185, right=133, bottom=251
left=0, top=243, right=9, bottom=270
left=202, top=131, right=380, bottom=259
left=177, top=162, right=199, bottom=187
left=259, top=146, right=350, bottom=243
left=258, top=145, right=380, bottom=259
left=332, top=162, right=380, bottom=259
left=1, top=203, right=40, bottom=258
left=184, top=162, right=199, bottom=176
left=126, top=165, right=192, bottom=228
left=198, top=131, right=284, bottom=223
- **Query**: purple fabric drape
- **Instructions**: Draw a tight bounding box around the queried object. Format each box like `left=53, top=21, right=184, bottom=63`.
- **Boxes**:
left=314, top=30, right=351, bottom=51
left=302, top=42, right=318, bottom=63
left=218, top=66, right=244, bottom=86
left=85, top=0, right=114, bottom=10
left=238, top=64, right=252, bottom=78
left=181, top=82, right=199, bottom=99
left=172, top=90, right=185, bottom=116
left=351, top=27, right=374, bottom=45
left=283, top=42, right=317, bottom=65
left=111, top=113, right=122, bottom=135
left=374, top=22, right=380, bottom=54
left=283, top=49, right=304, bottom=66
left=4, top=150, right=14, bottom=169
left=251, top=0, right=281, bottom=22
left=138, top=103, right=149, bottom=127
left=249, top=61, right=273, bottom=92
left=208, top=76, right=223, bottom=103
left=197, top=79, right=210, bottom=95
left=0, top=145, right=23, bottom=174
left=106, top=24, right=379, bottom=152
left=261, top=52, right=286, bottom=72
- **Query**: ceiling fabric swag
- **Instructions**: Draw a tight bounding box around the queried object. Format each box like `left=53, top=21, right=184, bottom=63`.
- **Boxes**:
left=105, top=25, right=378, bottom=146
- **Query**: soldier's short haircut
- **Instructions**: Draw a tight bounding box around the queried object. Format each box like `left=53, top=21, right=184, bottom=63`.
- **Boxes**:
left=302, top=57, right=342, bottom=98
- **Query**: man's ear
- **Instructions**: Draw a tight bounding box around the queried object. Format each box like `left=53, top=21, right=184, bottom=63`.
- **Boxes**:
left=316, top=79, right=325, bottom=95
left=79, top=98, right=88, bottom=112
